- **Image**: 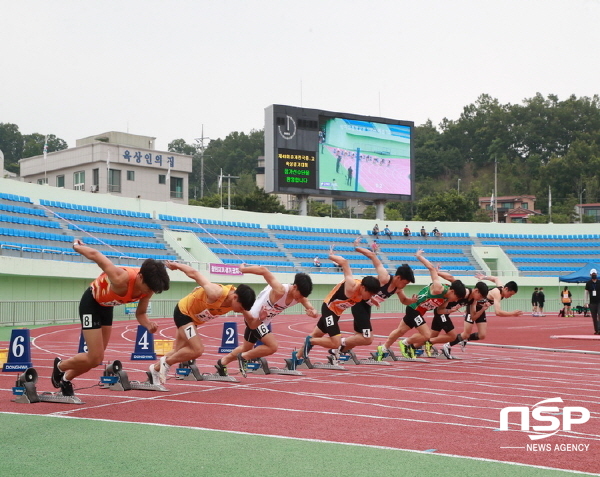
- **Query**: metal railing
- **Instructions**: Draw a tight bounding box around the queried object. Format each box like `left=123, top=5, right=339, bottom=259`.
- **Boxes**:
left=0, top=296, right=542, bottom=328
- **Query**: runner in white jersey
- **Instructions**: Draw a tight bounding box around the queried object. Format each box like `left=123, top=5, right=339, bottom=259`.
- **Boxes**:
left=216, top=264, right=317, bottom=377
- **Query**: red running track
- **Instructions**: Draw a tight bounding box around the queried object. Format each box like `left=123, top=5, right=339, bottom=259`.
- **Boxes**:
left=1, top=312, right=599, bottom=474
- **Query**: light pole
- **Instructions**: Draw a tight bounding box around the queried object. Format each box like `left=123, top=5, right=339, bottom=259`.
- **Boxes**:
left=580, top=188, right=586, bottom=222
left=194, top=125, right=210, bottom=199
left=457, top=178, right=461, bottom=193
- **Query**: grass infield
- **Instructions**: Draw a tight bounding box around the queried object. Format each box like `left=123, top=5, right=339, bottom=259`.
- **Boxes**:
left=0, top=414, right=587, bottom=477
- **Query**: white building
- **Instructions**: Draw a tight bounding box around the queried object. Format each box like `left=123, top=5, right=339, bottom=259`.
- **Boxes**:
left=19, top=131, right=193, bottom=204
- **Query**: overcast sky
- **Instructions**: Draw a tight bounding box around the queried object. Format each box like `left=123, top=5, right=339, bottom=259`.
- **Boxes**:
left=2, top=0, right=600, bottom=151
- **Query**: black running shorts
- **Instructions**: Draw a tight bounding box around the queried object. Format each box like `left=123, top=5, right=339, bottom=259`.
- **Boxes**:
left=350, top=300, right=373, bottom=337
left=431, top=311, right=455, bottom=333
left=402, top=306, right=426, bottom=329
left=79, top=287, right=114, bottom=330
left=317, top=302, right=341, bottom=336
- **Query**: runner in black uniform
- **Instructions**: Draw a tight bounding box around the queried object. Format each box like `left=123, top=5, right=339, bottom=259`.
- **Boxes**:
left=379, top=250, right=467, bottom=359
left=406, top=270, right=489, bottom=356
left=293, top=247, right=380, bottom=366
left=441, top=273, right=523, bottom=358
left=336, top=240, right=416, bottom=360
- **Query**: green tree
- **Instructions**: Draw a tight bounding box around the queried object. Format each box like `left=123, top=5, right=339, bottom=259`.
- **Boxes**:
left=200, top=130, right=264, bottom=191
left=235, top=187, right=287, bottom=213
left=168, top=138, right=196, bottom=156
left=414, top=189, right=478, bottom=222
left=0, top=123, right=24, bottom=173
left=22, top=133, right=67, bottom=158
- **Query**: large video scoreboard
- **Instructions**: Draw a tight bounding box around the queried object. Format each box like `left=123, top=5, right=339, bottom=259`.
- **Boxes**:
left=264, top=104, right=414, bottom=201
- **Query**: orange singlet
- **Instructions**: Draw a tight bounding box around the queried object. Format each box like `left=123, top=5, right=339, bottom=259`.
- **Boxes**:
left=90, top=267, right=147, bottom=307
left=178, top=284, right=235, bottom=325
left=323, top=279, right=365, bottom=316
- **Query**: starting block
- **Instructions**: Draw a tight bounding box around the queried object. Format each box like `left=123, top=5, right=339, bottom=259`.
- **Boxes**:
left=370, top=347, right=429, bottom=363
left=100, top=360, right=168, bottom=392
left=176, top=359, right=238, bottom=383
left=284, top=354, right=347, bottom=371
left=340, top=349, right=392, bottom=366
left=247, top=357, right=303, bottom=376
left=12, top=368, right=84, bottom=404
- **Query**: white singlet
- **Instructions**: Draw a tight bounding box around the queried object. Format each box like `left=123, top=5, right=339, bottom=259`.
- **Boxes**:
left=250, top=284, right=298, bottom=326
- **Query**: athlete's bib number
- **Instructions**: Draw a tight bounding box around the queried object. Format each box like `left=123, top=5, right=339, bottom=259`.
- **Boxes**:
left=82, top=314, right=93, bottom=329
left=325, top=315, right=335, bottom=327
left=256, top=323, right=270, bottom=338
left=194, top=310, right=217, bottom=322
left=465, top=314, right=473, bottom=323
left=362, top=329, right=371, bottom=338
left=414, top=316, right=424, bottom=326
left=184, top=324, right=197, bottom=340
left=440, top=315, right=447, bottom=322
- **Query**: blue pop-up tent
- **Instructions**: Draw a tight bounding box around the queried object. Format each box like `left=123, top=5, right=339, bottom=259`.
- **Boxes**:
left=558, top=262, right=600, bottom=283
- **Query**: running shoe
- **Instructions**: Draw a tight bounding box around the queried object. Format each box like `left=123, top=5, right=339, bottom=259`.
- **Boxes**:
left=441, top=343, right=453, bottom=360
left=51, top=357, right=65, bottom=388
left=376, top=345, right=389, bottom=361
left=460, top=340, right=468, bottom=352
left=290, top=350, right=301, bottom=370
left=59, top=379, right=74, bottom=397
left=424, top=341, right=438, bottom=357
left=158, top=356, right=170, bottom=384
left=237, top=353, right=248, bottom=378
left=148, top=363, right=161, bottom=385
left=327, top=354, right=340, bottom=366
left=398, top=340, right=415, bottom=359
left=328, top=348, right=340, bottom=360
left=303, top=335, right=313, bottom=358
left=214, top=359, right=228, bottom=377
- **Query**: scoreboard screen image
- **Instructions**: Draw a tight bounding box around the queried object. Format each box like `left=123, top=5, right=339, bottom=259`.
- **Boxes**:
left=265, top=104, right=414, bottom=201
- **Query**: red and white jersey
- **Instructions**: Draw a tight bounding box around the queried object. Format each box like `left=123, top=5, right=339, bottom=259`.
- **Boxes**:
left=250, top=284, right=298, bottom=326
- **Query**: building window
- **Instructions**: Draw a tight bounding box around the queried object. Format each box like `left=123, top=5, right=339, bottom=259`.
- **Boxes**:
left=73, top=171, right=85, bottom=191
left=56, top=175, right=64, bottom=188
left=108, top=169, right=121, bottom=193
left=170, top=177, right=183, bottom=199
left=501, top=202, right=513, bottom=209
left=127, top=171, right=135, bottom=181
left=521, top=203, right=529, bottom=209
left=37, top=177, right=48, bottom=185
left=158, top=175, right=166, bottom=185
left=333, top=199, right=346, bottom=209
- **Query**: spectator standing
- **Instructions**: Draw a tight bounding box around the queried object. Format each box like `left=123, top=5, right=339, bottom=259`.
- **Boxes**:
left=531, top=287, right=539, bottom=316
left=537, top=287, right=545, bottom=316
left=370, top=240, right=379, bottom=253
left=384, top=225, right=392, bottom=240
left=403, top=225, right=411, bottom=237
left=561, top=286, right=573, bottom=317
left=585, top=268, right=600, bottom=334
left=420, top=226, right=427, bottom=237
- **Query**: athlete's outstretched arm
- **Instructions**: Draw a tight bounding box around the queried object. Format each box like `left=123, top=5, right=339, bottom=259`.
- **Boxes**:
left=354, top=237, right=388, bottom=285
left=416, top=249, right=443, bottom=295
left=166, top=262, right=223, bottom=301
left=475, top=272, right=503, bottom=287
left=329, top=246, right=358, bottom=296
